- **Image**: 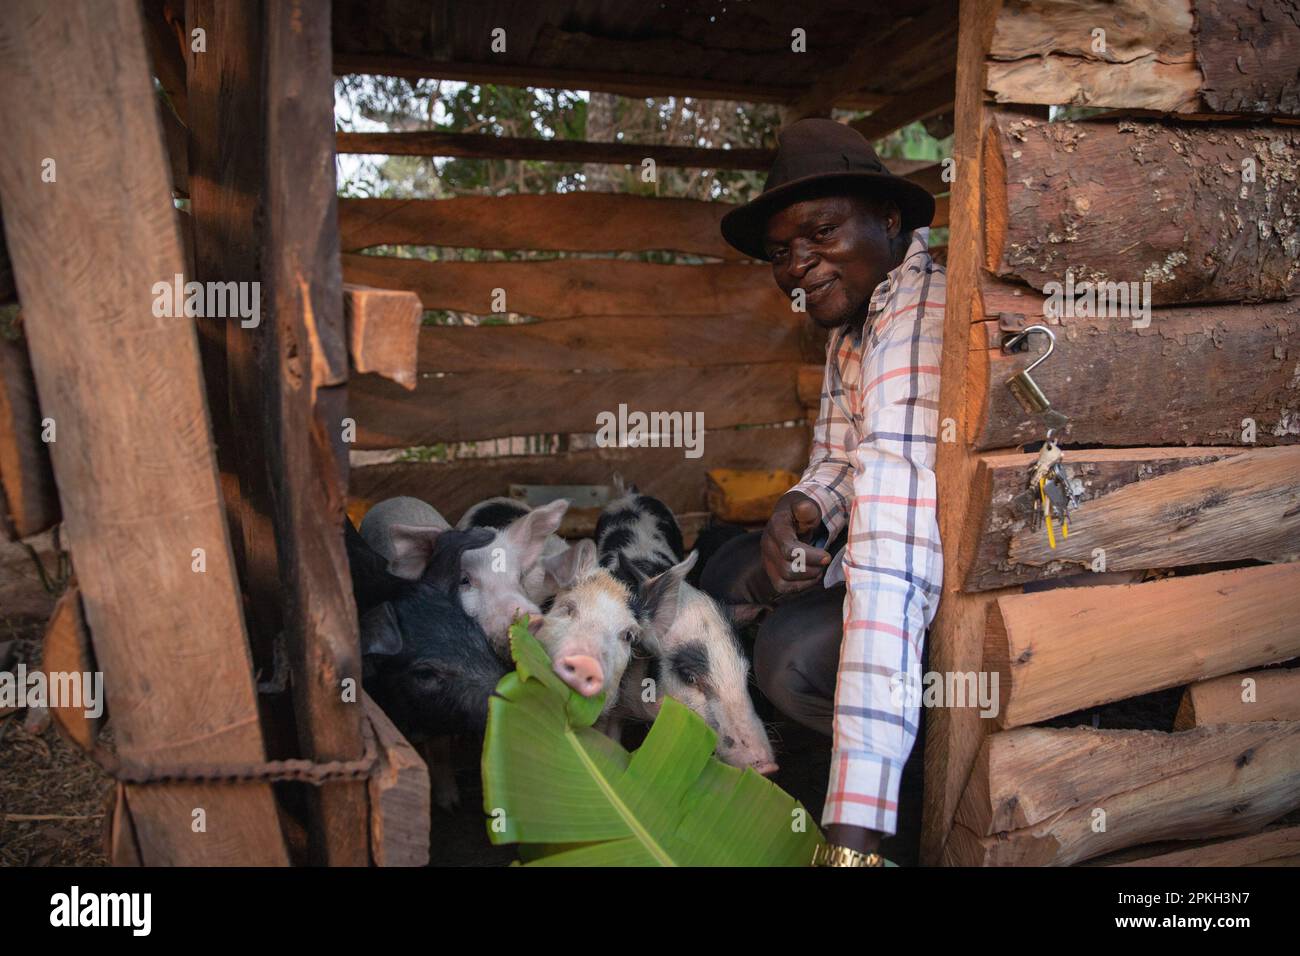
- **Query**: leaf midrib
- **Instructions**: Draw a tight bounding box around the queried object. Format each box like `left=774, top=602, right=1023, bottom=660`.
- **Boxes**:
left=565, top=726, right=675, bottom=867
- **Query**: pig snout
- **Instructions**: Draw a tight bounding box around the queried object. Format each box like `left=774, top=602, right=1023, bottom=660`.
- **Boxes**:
left=555, top=654, right=604, bottom=697
left=717, top=731, right=779, bottom=777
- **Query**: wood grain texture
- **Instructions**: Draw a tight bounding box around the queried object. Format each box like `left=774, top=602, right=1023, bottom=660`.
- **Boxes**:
left=948, top=722, right=1300, bottom=866
left=965, top=445, right=1300, bottom=590
left=0, top=333, right=58, bottom=538
left=970, top=290, right=1300, bottom=449
left=1175, top=667, right=1300, bottom=729
left=339, top=194, right=744, bottom=259
left=0, top=0, right=287, bottom=865
left=341, top=253, right=792, bottom=321
left=344, top=283, right=421, bottom=388
left=1089, top=822, right=1300, bottom=866
left=41, top=584, right=100, bottom=753
left=364, top=692, right=429, bottom=867
left=1194, top=0, right=1300, bottom=115
left=262, top=0, right=369, bottom=866
left=850, top=72, right=956, bottom=141
left=350, top=425, right=811, bottom=519
left=349, top=362, right=802, bottom=448
left=986, top=563, right=1300, bottom=729
left=410, top=313, right=801, bottom=373
left=984, top=116, right=1300, bottom=305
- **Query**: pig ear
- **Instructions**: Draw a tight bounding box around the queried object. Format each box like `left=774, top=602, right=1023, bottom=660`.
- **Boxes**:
left=507, top=498, right=569, bottom=569
left=725, top=602, right=767, bottom=628
left=544, top=538, right=598, bottom=592
left=359, top=603, right=403, bottom=657
left=617, top=552, right=650, bottom=588
left=386, top=524, right=443, bottom=580
left=425, top=527, right=493, bottom=593
left=640, top=551, right=698, bottom=635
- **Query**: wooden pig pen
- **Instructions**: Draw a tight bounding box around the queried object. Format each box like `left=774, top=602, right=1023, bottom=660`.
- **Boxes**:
left=0, top=0, right=1296, bottom=867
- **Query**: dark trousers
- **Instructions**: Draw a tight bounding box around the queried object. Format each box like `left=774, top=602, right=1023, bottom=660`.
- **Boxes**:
left=698, top=529, right=845, bottom=736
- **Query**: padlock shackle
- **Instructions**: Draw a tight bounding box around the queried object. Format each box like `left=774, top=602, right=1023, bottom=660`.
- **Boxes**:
left=1002, top=324, right=1056, bottom=374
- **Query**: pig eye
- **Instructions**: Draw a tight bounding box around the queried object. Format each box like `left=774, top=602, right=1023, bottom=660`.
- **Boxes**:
left=621, top=629, right=636, bottom=644
left=459, top=573, right=471, bottom=588
left=411, top=664, right=442, bottom=683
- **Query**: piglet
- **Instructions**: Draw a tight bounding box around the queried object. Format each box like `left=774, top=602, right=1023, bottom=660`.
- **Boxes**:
left=458, top=496, right=576, bottom=605
left=597, top=491, right=778, bottom=776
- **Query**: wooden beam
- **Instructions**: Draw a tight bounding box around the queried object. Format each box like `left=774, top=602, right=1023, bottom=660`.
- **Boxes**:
left=363, top=692, right=429, bottom=867
left=341, top=254, right=792, bottom=321
left=964, top=446, right=1300, bottom=591
left=339, top=194, right=745, bottom=259
left=263, top=0, right=369, bottom=866
left=350, top=424, right=811, bottom=520
left=0, top=331, right=58, bottom=539
left=1088, top=822, right=1300, bottom=866
left=333, top=52, right=891, bottom=111
left=920, top=0, right=1008, bottom=868
left=350, top=362, right=803, bottom=448
left=344, top=284, right=421, bottom=389
left=706, top=468, right=800, bottom=523
left=185, top=0, right=283, bottom=690
left=0, top=0, right=287, bottom=865
left=1195, top=0, right=1300, bottom=115
left=786, top=2, right=958, bottom=121
left=984, top=115, right=1300, bottom=305
left=337, top=129, right=776, bottom=171
left=408, top=313, right=800, bottom=374
left=985, top=0, right=1300, bottom=116
left=986, top=564, right=1300, bottom=729
left=849, top=72, right=956, bottom=142
left=969, top=289, right=1300, bottom=449
left=1175, top=667, right=1300, bottom=729
left=948, top=722, right=1300, bottom=866
left=141, top=0, right=188, bottom=122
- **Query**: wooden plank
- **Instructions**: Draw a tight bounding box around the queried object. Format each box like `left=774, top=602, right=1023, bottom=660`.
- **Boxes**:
left=332, top=52, right=891, bottom=111
left=159, top=98, right=188, bottom=196
left=263, top=0, right=369, bottom=866
left=0, top=332, right=58, bottom=539
left=350, top=362, right=802, bottom=448
left=948, top=722, right=1300, bottom=866
left=965, top=446, right=1300, bottom=591
left=141, top=0, right=188, bottom=121
left=337, top=130, right=776, bottom=172
left=1195, top=0, right=1300, bottom=115
left=986, top=564, right=1300, bottom=729
left=350, top=424, right=811, bottom=520
left=920, top=0, right=1010, bottom=867
left=984, top=116, right=1300, bottom=305
left=0, top=0, right=287, bottom=865
left=0, top=218, right=15, bottom=304
left=185, top=0, right=283, bottom=688
left=706, top=468, right=800, bottom=523
left=363, top=692, right=429, bottom=867
left=412, top=313, right=801, bottom=374
left=969, top=292, right=1300, bottom=449
left=341, top=254, right=791, bottom=321
left=986, top=0, right=1200, bottom=113
left=339, top=194, right=745, bottom=259
left=1175, top=667, right=1300, bottom=729
left=41, top=584, right=100, bottom=753
left=1090, top=822, right=1300, bottom=867
left=344, top=284, right=421, bottom=389
left=849, top=72, right=956, bottom=142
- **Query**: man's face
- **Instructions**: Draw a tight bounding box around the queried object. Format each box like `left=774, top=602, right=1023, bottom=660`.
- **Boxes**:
left=763, top=194, right=900, bottom=329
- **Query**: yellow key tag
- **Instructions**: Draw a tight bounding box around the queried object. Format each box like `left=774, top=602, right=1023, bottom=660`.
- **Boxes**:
left=1039, top=475, right=1057, bottom=549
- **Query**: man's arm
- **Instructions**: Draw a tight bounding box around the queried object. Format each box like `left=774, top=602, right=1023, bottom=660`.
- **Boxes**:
left=822, top=279, right=945, bottom=845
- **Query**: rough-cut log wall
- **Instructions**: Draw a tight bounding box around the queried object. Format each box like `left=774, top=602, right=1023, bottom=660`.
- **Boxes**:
left=985, top=116, right=1300, bottom=305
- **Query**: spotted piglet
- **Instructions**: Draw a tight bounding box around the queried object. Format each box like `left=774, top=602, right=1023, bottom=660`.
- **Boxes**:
left=596, top=491, right=778, bottom=775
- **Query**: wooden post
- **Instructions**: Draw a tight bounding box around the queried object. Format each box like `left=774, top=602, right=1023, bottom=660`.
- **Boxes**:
left=0, top=0, right=287, bottom=865
left=262, top=0, right=370, bottom=866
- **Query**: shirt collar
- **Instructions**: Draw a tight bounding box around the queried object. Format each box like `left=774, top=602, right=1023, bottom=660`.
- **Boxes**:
left=844, top=227, right=932, bottom=347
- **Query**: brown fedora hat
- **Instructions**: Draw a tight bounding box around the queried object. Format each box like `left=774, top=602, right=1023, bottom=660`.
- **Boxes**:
left=720, top=118, right=936, bottom=261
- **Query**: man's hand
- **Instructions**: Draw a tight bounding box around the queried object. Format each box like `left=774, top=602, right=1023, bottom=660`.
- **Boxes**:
left=761, top=491, right=832, bottom=595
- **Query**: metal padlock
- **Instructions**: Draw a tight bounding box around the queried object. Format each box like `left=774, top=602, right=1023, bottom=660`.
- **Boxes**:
left=1002, top=324, right=1056, bottom=416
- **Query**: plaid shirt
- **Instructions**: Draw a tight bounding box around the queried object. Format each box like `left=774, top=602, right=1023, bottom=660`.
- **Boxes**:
left=791, top=227, right=945, bottom=836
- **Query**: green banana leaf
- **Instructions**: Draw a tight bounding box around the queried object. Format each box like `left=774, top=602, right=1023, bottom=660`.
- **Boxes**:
left=480, top=619, right=826, bottom=866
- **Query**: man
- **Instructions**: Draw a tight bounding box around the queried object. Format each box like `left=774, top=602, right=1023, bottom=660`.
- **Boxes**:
left=703, top=118, right=944, bottom=867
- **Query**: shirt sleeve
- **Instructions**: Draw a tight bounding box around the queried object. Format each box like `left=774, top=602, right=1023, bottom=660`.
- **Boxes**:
left=822, top=285, right=945, bottom=837
left=790, top=336, right=854, bottom=541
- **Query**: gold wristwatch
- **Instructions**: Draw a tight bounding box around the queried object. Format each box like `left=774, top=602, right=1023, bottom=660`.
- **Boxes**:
left=811, top=843, right=885, bottom=867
